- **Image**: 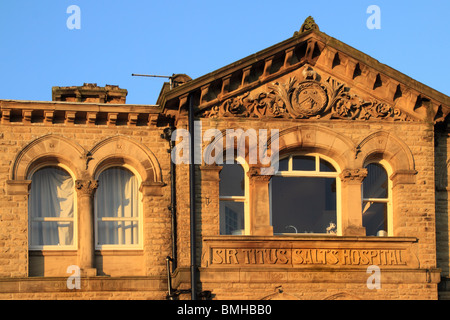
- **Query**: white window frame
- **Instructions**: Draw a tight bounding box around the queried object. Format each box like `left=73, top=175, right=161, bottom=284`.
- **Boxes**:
left=270, top=153, right=342, bottom=236
left=219, top=157, right=250, bottom=235
left=362, top=160, right=393, bottom=236
left=28, top=164, right=78, bottom=251
left=94, top=164, right=143, bottom=250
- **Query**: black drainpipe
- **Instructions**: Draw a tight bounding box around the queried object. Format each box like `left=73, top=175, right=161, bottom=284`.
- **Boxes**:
left=188, top=93, right=197, bottom=300
left=162, top=126, right=177, bottom=272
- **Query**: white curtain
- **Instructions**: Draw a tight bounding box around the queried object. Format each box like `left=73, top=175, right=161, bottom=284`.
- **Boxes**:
left=95, top=167, right=139, bottom=245
left=28, top=167, right=74, bottom=247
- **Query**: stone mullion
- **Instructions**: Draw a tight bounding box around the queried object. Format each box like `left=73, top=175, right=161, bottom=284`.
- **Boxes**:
left=247, top=167, right=273, bottom=236
left=339, top=168, right=368, bottom=236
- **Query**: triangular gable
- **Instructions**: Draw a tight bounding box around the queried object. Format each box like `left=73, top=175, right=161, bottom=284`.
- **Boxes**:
left=160, top=17, right=450, bottom=124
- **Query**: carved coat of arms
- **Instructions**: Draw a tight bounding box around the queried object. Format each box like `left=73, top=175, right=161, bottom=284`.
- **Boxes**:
left=202, top=68, right=412, bottom=122
left=291, top=81, right=328, bottom=118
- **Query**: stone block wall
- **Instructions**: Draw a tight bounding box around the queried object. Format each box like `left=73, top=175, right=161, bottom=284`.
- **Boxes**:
left=0, top=99, right=173, bottom=299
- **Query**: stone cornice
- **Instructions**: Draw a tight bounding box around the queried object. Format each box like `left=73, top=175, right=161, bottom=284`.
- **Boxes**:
left=0, top=100, right=161, bottom=126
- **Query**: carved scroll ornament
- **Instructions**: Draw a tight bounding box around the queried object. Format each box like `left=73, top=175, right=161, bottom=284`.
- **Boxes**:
left=203, top=76, right=412, bottom=122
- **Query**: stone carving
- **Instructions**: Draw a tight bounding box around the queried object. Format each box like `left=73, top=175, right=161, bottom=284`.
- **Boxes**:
left=75, top=180, right=99, bottom=196
left=339, top=168, right=368, bottom=183
left=203, top=75, right=413, bottom=122
left=294, top=16, right=319, bottom=35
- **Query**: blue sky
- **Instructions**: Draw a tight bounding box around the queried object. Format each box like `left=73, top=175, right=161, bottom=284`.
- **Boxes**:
left=0, top=1, right=449, bottom=105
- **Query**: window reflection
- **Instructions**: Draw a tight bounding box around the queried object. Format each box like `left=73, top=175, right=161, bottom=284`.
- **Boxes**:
left=219, top=162, right=246, bottom=235
left=292, top=155, right=315, bottom=171
left=270, top=154, right=338, bottom=235
left=320, top=159, right=337, bottom=173
left=363, top=163, right=387, bottom=199
left=362, top=202, right=387, bottom=236
left=271, top=176, right=336, bottom=234
left=219, top=163, right=245, bottom=197
left=362, top=163, right=389, bottom=236
left=220, top=202, right=245, bottom=235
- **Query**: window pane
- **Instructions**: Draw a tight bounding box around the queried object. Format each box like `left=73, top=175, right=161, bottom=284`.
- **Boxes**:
left=362, top=201, right=387, bottom=236
left=271, top=176, right=337, bottom=234
left=292, top=156, right=315, bottom=171
left=319, top=158, right=337, bottom=172
left=97, top=221, right=139, bottom=245
left=30, top=221, right=74, bottom=246
left=277, top=157, right=289, bottom=172
left=96, top=167, right=139, bottom=218
left=363, top=163, right=388, bottom=199
left=220, top=201, right=245, bottom=235
left=95, top=167, right=140, bottom=246
left=29, top=167, right=74, bottom=247
left=219, top=163, right=245, bottom=197
left=29, top=167, right=74, bottom=218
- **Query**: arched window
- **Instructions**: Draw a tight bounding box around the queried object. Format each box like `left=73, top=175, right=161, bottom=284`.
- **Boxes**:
left=95, top=166, right=141, bottom=248
left=362, top=162, right=392, bottom=236
left=28, top=166, right=76, bottom=249
left=270, top=154, right=340, bottom=235
left=219, top=160, right=248, bottom=235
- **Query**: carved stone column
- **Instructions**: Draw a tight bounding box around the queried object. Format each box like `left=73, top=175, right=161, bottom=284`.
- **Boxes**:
left=339, top=168, right=368, bottom=236
left=75, top=179, right=98, bottom=276
left=247, top=167, right=273, bottom=236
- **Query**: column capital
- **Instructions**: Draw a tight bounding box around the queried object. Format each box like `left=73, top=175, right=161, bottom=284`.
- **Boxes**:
left=199, top=165, right=222, bottom=182
left=339, top=168, right=368, bottom=184
left=75, top=180, right=98, bottom=196
left=247, top=166, right=273, bottom=182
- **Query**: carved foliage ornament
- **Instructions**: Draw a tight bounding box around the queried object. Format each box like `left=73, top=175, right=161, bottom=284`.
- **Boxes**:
left=203, top=75, right=412, bottom=122
left=75, top=179, right=99, bottom=196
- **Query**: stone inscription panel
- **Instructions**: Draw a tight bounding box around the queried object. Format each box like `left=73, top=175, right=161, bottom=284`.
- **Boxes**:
left=210, top=248, right=406, bottom=266
left=203, top=237, right=418, bottom=268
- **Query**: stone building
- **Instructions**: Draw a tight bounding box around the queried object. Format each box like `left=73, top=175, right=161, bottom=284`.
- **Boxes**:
left=0, top=17, right=449, bottom=300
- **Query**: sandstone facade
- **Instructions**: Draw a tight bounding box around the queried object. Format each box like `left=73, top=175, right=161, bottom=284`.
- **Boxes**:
left=0, top=17, right=449, bottom=300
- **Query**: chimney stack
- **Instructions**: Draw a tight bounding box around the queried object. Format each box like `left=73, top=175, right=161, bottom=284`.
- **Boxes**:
left=52, top=83, right=128, bottom=104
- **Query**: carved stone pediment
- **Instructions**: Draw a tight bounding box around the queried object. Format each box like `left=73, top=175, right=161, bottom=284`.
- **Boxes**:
left=159, top=17, right=449, bottom=124
left=201, top=67, right=416, bottom=122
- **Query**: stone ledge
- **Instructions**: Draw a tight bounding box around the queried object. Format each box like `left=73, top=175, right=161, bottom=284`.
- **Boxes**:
left=203, top=235, right=418, bottom=243
left=197, top=267, right=441, bottom=284
left=0, top=276, right=167, bottom=293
